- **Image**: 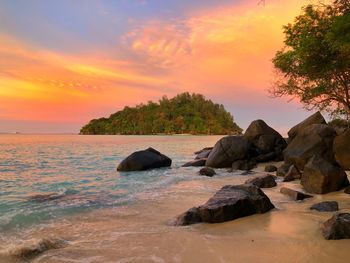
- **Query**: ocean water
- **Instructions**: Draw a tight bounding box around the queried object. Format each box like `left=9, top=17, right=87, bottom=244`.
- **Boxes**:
left=0, top=134, right=222, bottom=232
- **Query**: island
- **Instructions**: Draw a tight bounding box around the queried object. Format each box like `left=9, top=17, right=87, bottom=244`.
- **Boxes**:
left=80, top=92, right=242, bottom=135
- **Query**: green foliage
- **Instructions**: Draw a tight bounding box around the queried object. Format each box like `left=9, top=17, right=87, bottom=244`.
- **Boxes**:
left=271, top=0, right=350, bottom=117
left=80, top=92, right=242, bottom=135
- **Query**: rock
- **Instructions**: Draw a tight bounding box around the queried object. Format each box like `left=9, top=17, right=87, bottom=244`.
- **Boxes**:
left=322, top=213, right=350, bottom=240
left=264, top=165, right=277, bottom=172
left=288, top=111, right=327, bottom=142
left=276, top=163, right=291, bottom=177
left=206, top=136, right=251, bottom=168
left=283, top=165, right=301, bottom=182
left=301, top=156, right=349, bottom=194
left=280, top=187, right=313, bottom=201
left=199, top=167, right=216, bottom=177
left=310, top=201, right=339, bottom=212
left=232, top=159, right=256, bottom=171
left=29, top=193, right=65, bottom=202
left=244, top=120, right=287, bottom=154
left=284, top=124, right=337, bottom=171
left=117, top=147, right=172, bottom=171
left=195, top=149, right=212, bottom=160
left=345, top=186, right=350, bottom=194
left=333, top=129, right=350, bottom=170
left=194, top=147, right=213, bottom=155
left=10, top=238, right=67, bottom=259
left=175, top=184, right=275, bottom=225
left=182, top=159, right=206, bottom=167
left=253, top=152, right=277, bottom=163
left=245, top=174, right=277, bottom=188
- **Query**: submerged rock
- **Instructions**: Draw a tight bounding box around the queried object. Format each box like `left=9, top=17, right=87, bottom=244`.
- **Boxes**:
left=28, top=193, right=65, bottom=202
left=322, top=213, right=350, bottom=240
left=117, top=147, right=172, bottom=171
left=199, top=167, right=216, bottom=177
left=264, top=165, right=277, bottom=172
left=182, top=159, right=206, bottom=167
left=333, top=129, right=350, bottom=170
left=245, top=174, right=277, bottom=188
left=288, top=111, right=327, bottom=142
left=175, top=184, right=275, bottom=226
left=284, top=124, right=337, bottom=171
left=206, top=136, right=250, bottom=168
left=280, top=187, right=313, bottom=201
left=301, top=156, right=349, bottom=194
left=310, top=201, right=339, bottom=212
left=10, top=238, right=67, bottom=260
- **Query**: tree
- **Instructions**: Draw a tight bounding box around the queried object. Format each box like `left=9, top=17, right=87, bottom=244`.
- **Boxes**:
left=271, top=0, right=350, bottom=119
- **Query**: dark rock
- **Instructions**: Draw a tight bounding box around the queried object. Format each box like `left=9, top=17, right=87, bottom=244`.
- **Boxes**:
left=206, top=136, right=251, bottom=168
left=117, top=147, right=172, bottom=171
left=253, top=152, right=277, bottom=163
left=301, top=156, right=349, bottom=194
left=199, top=167, right=216, bottom=177
left=175, top=184, right=275, bottom=225
left=182, top=159, right=207, bottom=167
left=11, top=238, right=67, bottom=259
left=310, top=201, right=339, bottom=212
left=284, top=124, right=337, bottom=171
left=345, top=186, right=350, bottom=194
left=280, top=187, right=313, bottom=201
left=264, top=165, right=277, bottom=172
left=232, top=159, right=256, bottom=171
left=244, top=120, right=287, bottom=154
left=276, top=163, right=291, bottom=177
left=333, top=129, right=350, bottom=170
left=29, top=193, right=65, bottom=202
left=195, top=149, right=212, bottom=160
left=245, top=174, right=277, bottom=188
left=322, top=213, right=350, bottom=240
left=288, top=111, right=327, bottom=142
left=283, top=165, right=301, bottom=182
left=194, top=147, right=213, bottom=155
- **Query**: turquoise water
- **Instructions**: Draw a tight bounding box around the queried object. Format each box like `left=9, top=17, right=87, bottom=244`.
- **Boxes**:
left=0, top=135, right=222, bottom=232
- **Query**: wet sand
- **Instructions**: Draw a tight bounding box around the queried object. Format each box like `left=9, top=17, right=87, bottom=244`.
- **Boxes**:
left=1, top=167, right=350, bottom=263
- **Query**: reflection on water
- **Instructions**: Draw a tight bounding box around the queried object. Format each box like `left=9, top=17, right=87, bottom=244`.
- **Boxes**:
left=0, top=135, right=349, bottom=262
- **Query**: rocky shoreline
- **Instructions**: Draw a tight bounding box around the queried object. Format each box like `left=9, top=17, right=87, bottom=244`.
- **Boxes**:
left=118, top=111, right=350, bottom=240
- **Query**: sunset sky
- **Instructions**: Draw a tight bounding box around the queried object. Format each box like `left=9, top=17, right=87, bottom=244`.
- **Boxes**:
left=0, top=0, right=318, bottom=134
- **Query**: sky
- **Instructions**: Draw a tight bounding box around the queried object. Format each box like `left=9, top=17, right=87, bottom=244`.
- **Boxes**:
left=0, top=0, right=319, bottom=134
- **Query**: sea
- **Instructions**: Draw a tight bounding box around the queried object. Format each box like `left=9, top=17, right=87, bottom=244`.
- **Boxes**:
left=0, top=134, right=349, bottom=263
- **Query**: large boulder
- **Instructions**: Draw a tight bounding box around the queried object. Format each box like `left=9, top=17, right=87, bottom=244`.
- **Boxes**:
left=333, top=129, right=350, bottom=170
left=301, top=156, right=349, bottom=194
left=245, top=174, right=277, bottom=188
left=322, top=213, right=350, bottom=240
left=175, top=184, right=274, bottom=226
left=288, top=111, right=327, bottom=142
left=284, top=124, right=337, bottom=171
left=244, top=120, right=287, bottom=159
left=117, top=147, right=172, bottom=171
left=231, top=159, right=256, bottom=171
left=206, top=136, right=251, bottom=168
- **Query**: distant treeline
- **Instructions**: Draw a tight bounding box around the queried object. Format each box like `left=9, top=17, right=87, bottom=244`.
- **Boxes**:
left=80, top=92, right=242, bottom=135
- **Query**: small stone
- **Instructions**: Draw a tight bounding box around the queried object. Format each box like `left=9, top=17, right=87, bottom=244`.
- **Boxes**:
left=199, top=167, right=216, bottom=177
left=245, top=174, right=277, bottom=188
left=310, top=201, right=339, bottom=212
left=264, top=165, right=277, bottom=172
left=280, top=187, right=313, bottom=201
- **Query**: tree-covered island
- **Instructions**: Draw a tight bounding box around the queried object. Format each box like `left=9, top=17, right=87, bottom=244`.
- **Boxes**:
left=80, top=92, right=242, bottom=135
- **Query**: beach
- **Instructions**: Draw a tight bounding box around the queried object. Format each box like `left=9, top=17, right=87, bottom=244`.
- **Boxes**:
left=0, top=134, right=349, bottom=262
